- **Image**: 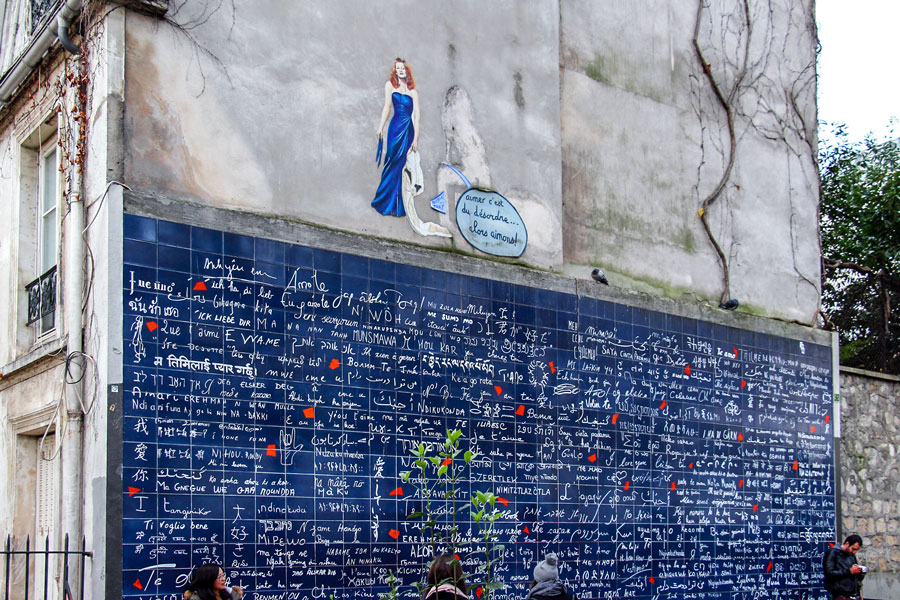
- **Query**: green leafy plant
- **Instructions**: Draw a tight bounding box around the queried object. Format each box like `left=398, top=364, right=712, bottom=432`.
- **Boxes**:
left=400, top=429, right=475, bottom=560
left=390, top=429, right=506, bottom=600
left=470, top=491, right=505, bottom=600
left=379, top=570, right=401, bottom=600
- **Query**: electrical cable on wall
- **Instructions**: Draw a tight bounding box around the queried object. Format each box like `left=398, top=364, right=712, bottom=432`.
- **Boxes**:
left=39, top=350, right=98, bottom=461
left=81, top=181, right=131, bottom=311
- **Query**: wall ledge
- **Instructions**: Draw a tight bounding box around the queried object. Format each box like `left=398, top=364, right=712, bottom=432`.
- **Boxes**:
left=0, top=335, right=67, bottom=388
left=840, top=366, right=900, bottom=384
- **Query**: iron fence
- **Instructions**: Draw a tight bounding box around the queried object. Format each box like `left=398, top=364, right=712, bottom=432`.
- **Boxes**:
left=1, top=535, right=91, bottom=600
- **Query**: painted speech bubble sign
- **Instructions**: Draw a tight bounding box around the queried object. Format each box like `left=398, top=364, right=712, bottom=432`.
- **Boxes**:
left=455, top=188, right=528, bottom=258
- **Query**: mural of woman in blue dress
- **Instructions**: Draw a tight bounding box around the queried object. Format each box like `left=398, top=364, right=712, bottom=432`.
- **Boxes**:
left=372, top=58, right=419, bottom=217
left=371, top=58, right=451, bottom=237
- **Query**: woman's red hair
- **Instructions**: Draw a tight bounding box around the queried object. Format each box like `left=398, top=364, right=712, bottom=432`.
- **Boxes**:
left=389, top=58, right=415, bottom=90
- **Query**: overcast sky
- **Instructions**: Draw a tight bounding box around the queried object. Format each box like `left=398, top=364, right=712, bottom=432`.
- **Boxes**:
left=816, top=1, right=900, bottom=144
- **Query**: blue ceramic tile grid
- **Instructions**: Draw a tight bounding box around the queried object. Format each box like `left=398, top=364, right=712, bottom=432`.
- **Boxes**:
left=121, top=216, right=836, bottom=600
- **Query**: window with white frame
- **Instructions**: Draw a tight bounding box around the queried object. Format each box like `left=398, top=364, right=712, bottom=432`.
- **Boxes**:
left=35, top=431, right=59, bottom=537
left=36, top=142, right=58, bottom=334
left=20, top=118, right=61, bottom=342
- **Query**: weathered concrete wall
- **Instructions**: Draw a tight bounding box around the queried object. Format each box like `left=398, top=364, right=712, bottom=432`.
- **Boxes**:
left=0, top=0, right=34, bottom=75
left=560, top=0, right=820, bottom=321
left=123, top=2, right=563, bottom=269
left=120, top=1, right=820, bottom=320
left=839, top=368, right=900, bottom=600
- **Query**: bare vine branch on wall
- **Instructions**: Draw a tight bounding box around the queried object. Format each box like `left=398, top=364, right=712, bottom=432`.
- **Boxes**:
left=690, top=0, right=821, bottom=313
left=692, top=0, right=750, bottom=306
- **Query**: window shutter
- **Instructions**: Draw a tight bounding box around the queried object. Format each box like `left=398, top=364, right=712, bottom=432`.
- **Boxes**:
left=36, top=433, right=59, bottom=538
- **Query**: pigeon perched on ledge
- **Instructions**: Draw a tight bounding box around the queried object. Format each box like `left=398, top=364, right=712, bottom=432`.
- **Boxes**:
left=591, top=268, right=609, bottom=285
left=719, top=299, right=739, bottom=310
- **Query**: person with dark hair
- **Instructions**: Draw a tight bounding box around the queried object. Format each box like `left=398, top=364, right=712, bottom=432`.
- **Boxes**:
left=823, top=534, right=866, bottom=599
left=184, top=563, right=243, bottom=600
left=526, top=554, right=575, bottom=600
left=424, top=554, right=468, bottom=600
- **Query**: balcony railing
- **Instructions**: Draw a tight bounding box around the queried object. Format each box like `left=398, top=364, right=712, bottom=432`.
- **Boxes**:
left=25, top=266, right=57, bottom=326
left=30, top=0, right=60, bottom=33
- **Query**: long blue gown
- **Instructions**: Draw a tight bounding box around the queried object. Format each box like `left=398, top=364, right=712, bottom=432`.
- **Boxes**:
left=372, top=92, right=414, bottom=217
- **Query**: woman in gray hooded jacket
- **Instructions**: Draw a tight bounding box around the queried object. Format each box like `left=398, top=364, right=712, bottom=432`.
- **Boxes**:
left=525, top=555, right=576, bottom=600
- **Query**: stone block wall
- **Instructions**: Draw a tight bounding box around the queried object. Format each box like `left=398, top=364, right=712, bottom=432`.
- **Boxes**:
left=839, top=368, right=900, bottom=599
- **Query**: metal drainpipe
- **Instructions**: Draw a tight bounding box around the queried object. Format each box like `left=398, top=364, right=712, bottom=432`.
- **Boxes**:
left=57, top=13, right=82, bottom=55
left=60, top=68, right=85, bottom=600
left=57, top=0, right=85, bottom=595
